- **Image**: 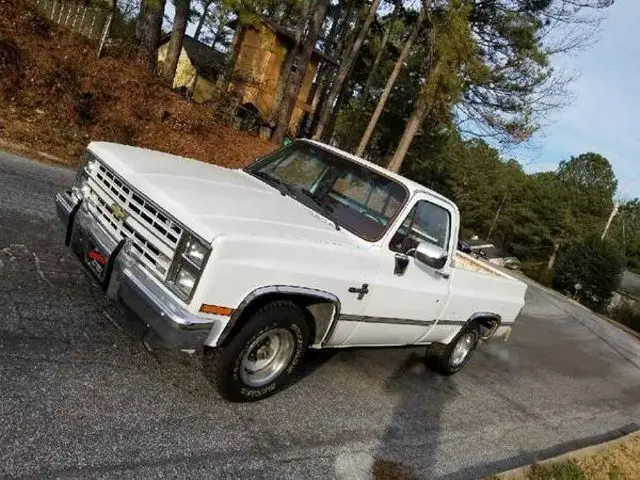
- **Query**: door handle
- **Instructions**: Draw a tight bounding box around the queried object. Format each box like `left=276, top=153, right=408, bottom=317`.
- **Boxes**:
left=435, top=270, right=450, bottom=280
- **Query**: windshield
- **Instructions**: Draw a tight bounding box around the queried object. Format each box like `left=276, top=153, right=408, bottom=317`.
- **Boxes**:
left=246, top=142, right=409, bottom=241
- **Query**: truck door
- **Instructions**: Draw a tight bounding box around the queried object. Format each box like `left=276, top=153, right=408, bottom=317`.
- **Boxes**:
left=345, top=195, right=454, bottom=345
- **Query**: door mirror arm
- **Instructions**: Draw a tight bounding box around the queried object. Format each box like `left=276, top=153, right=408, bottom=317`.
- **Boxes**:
left=394, top=253, right=410, bottom=276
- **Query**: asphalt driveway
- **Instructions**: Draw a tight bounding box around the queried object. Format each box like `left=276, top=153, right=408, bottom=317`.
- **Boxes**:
left=1, top=150, right=639, bottom=479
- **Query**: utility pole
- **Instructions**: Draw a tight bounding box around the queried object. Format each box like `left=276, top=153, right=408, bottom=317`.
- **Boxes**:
left=601, top=202, right=620, bottom=240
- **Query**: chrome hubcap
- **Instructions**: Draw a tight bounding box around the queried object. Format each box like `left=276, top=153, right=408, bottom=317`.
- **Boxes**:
left=240, top=328, right=295, bottom=388
left=450, top=332, right=475, bottom=368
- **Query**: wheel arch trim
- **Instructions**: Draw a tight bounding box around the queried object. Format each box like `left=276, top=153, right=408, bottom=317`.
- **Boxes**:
left=216, top=285, right=342, bottom=346
left=466, top=311, right=502, bottom=339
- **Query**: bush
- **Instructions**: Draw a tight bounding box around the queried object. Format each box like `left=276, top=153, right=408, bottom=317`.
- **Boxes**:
left=609, top=302, right=640, bottom=333
left=520, top=260, right=554, bottom=286
left=529, top=461, right=587, bottom=480
left=553, top=236, right=625, bottom=312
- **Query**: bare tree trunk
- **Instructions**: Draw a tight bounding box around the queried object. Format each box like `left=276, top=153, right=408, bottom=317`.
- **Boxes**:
left=272, top=0, right=331, bottom=144
left=546, top=241, right=560, bottom=271
left=344, top=4, right=396, bottom=150
left=268, top=1, right=311, bottom=125
left=362, top=5, right=395, bottom=104
left=487, top=192, right=507, bottom=240
left=313, top=0, right=382, bottom=141
left=386, top=86, right=428, bottom=173
left=309, top=2, right=361, bottom=132
left=194, top=0, right=213, bottom=40
left=323, top=75, right=353, bottom=143
left=345, top=4, right=398, bottom=150
left=356, top=6, right=426, bottom=156
left=137, top=0, right=167, bottom=72
left=308, top=71, right=334, bottom=135
left=161, top=0, right=190, bottom=83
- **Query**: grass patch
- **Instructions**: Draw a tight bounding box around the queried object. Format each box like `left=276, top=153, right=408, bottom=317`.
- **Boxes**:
left=528, top=461, right=587, bottom=480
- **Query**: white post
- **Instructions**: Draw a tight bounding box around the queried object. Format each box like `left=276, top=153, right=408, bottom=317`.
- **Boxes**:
left=89, top=10, right=97, bottom=39
left=71, top=3, right=81, bottom=29
left=97, top=13, right=113, bottom=58
left=64, top=2, right=73, bottom=26
left=57, top=2, right=65, bottom=24
left=79, top=6, right=87, bottom=36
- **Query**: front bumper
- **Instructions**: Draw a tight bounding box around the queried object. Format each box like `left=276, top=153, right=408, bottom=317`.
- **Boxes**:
left=55, top=191, right=214, bottom=349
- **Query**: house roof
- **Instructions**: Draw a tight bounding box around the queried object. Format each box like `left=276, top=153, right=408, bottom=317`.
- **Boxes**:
left=620, top=270, right=640, bottom=299
left=160, top=35, right=226, bottom=80
left=228, top=17, right=339, bottom=66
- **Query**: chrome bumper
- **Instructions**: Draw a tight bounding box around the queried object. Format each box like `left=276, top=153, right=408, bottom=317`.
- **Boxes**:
left=55, top=191, right=214, bottom=349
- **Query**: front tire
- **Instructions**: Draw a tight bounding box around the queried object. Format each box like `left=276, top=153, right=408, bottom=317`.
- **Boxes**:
left=208, top=301, right=310, bottom=402
left=428, top=324, right=479, bottom=375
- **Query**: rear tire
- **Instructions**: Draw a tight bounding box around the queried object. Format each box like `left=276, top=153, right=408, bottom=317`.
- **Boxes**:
left=427, top=324, right=479, bottom=375
left=206, top=301, right=310, bottom=402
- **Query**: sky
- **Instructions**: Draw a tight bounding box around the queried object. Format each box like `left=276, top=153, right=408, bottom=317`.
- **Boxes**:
left=515, top=1, right=639, bottom=200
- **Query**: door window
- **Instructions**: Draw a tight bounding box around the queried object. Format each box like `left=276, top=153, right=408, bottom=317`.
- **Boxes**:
left=390, top=200, right=451, bottom=253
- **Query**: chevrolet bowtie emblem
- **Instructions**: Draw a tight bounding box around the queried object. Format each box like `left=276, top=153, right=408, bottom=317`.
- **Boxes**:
left=110, top=203, right=127, bottom=221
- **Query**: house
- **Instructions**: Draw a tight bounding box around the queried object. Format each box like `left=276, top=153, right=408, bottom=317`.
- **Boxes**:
left=158, top=17, right=337, bottom=134
left=228, top=17, right=338, bottom=133
left=459, top=237, right=520, bottom=269
left=157, top=35, right=226, bottom=103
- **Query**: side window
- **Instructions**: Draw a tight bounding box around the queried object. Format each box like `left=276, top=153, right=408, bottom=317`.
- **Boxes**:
left=390, top=200, right=451, bottom=253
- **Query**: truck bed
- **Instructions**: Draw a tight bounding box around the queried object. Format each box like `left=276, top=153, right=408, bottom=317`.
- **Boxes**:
left=423, top=251, right=527, bottom=345
left=455, top=251, right=510, bottom=278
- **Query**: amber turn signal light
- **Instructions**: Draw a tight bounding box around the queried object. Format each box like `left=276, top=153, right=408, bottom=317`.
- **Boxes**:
left=199, top=304, right=234, bottom=316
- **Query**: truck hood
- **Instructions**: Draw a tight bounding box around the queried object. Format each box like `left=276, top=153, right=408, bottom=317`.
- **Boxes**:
left=89, top=142, right=361, bottom=246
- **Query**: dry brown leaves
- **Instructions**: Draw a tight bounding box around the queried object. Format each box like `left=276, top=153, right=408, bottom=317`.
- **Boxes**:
left=574, top=435, right=640, bottom=480
left=0, top=0, right=275, bottom=168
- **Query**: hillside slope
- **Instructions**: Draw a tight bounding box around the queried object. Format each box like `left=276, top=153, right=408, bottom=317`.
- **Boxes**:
left=0, top=0, right=274, bottom=168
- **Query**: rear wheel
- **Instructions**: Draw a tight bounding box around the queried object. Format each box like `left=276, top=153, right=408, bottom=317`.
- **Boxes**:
left=427, top=324, right=479, bottom=375
left=206, top=301, right=310, bottom=402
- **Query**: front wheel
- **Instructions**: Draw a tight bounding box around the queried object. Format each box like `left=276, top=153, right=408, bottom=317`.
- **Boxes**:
left=207, top=301, right=310, bottom=402
left=427, top=325, right=479, bottom=375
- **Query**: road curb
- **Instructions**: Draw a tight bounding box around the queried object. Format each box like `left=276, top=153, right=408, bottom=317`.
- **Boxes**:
left=494, top=429, right=640, bottom=479
left=516, top=273, right=640, bottom=342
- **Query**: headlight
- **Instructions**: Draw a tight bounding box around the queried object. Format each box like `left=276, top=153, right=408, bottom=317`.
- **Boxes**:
left=72, top=151, right=99, bottom=200
left=168, top=234, right=211, bottom=301
left=174, top=266, right=197, bottom=298
left=183, top=238, right=208, bottom=268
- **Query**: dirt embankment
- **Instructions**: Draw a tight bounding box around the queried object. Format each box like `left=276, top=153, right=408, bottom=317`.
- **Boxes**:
left=0, top=0, right=275, bottom=168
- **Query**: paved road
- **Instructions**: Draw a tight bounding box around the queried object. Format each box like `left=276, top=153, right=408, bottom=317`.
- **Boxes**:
left=1, top=150, right=639, bottom=479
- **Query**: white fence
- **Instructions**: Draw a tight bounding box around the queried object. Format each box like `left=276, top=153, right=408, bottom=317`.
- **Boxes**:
left=33, top=0, right=111, bottom=41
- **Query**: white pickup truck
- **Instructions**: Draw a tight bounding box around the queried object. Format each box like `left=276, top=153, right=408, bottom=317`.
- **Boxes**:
left=55, top=139, right=526, bottom=401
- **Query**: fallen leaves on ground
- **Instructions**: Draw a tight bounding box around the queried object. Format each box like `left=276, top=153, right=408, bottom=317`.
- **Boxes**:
left=0, top=0, right=275, bottom=169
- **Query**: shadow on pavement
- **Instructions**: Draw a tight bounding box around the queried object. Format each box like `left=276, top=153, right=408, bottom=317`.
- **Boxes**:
left=372, top=350, right=459, bottom=479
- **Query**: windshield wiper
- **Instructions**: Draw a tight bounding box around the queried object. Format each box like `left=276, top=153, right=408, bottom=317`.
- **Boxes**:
left=252, top=171, right=291, bottom=196
left=294, top=188, right=340, bottom=231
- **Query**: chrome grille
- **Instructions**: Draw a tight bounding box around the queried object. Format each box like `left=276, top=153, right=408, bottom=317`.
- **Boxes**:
left=84, top=163, right=183, bottom=279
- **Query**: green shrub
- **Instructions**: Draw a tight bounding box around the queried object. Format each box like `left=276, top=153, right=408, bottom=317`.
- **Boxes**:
left=609, top=302, right=640, bottom=333
left=520, top=261, right=553, bottom=286
left=553, top=236, right=625, bottom=312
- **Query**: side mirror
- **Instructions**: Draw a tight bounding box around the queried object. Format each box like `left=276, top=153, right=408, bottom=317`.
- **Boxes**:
left=413, top=242, right=448, bottom=270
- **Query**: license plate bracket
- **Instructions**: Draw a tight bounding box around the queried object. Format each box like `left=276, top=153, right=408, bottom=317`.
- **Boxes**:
left=86, top=239, right=109, bottom=278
